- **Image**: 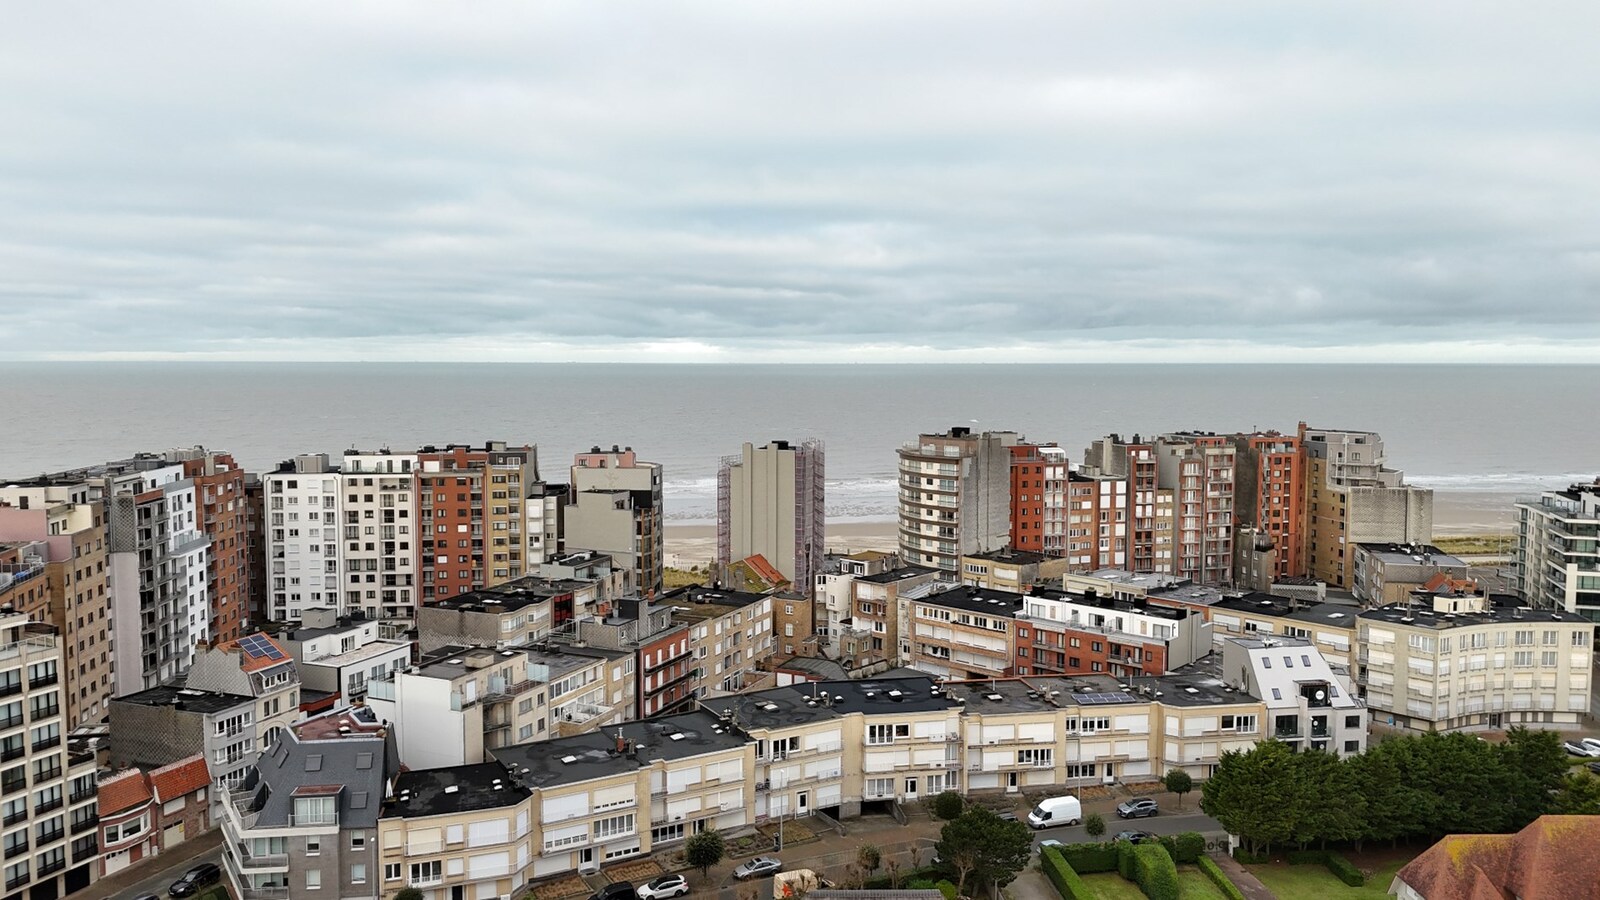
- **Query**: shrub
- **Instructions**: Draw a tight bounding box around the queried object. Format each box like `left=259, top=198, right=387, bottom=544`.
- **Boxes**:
left=1084, top=811, right=1106, bottom=838
left=934, top=880, right=959, bottom=900
left=1058, top=842, right=1118, bottom=874
left=1130, top=843, right=1180, bottom=900
left=933, top=791, right=965, bottom=820
left=1325, top=852, right=1366, bottom=887
left=1117, top=840, right=1137, bottom=880
left=1173, top=832, right=1206, bottom=864
left=905, top=879, right=937, bottom=891
left=1197, top=856, right=1248, bottom=900
left=1039, top=847, right=1097, bottom=900
left=1232, top=847, right=1269, bottom=864
left=1155, top=835, right=1178, bottom=862
left=1285, top=849, right=1329, bottom=865
left=394, top=890, right=426, bottom=900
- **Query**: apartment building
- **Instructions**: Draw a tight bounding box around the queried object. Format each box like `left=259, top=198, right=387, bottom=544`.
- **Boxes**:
left=220, top=707, right=393, bottom=900
left=415, top=442, right=541, bottom=604
left=108, top=685, right=260, bottom=804
left=1232, top=526, right=1278, bottom=591
left=177, top=449, right=253, bottom=644
left=842, top=565, right=948, bottom=670
left=525, top=482, right=569, bottom=570
left=0, top=497, right=114, bottom=729
left=1224, top=637, right=1369, bottom=755
left=812, top=551, right=898, bottom=651
left=577, top=600, right=693, bottom=718
left=368, top=642, right=633, bottom=769
left=1357, top=591, right=1593, bottom=732
left=1134, top=666, right=1280, bottom=781
left=670, top=586, right=774, bottom=697
left=1154, top=434, right=1237, bottom=585
left=1299, top=425, right=1433, bottom=588
left=418, top=567, right=622, bottom=655
left=1208, top=594, right=1358, bottom=670
left=280, top=608, right=412, bottom=704
left=716, top=439, right=826, bottom=591
left=1063, top=471, right=1134, bottom=573
left=1230, top=432, right=1305, bottom=580
left=243, top=475, right=268, bottom=626
left=0, top=611, right=99, bottom=897
left=773, top=592, right=818, bottom=659
left=378, top=760, right=534, bottom=899
left=1007, top=443, right=1061, bottom=555
left=1062, top=569, right=1188, bottom=602
left=1014, top=589, right=1211, bottom=679
left=907, top=586, right=1023, bottom=679
left=493, top=710, right=753, bottom=879
left=566, top=447, right=664, bottom=597
left=897, top=428, right=1019, bottom=573
left=1515, top=481, right=1600, bottom=621
left=959, top=549, right=1070, bottom=593
left=1081, top=435, right=1173, bottom=575
left=184, top=633, right=302, bottom=759
left=1352, top=543, right=1470, bottom=605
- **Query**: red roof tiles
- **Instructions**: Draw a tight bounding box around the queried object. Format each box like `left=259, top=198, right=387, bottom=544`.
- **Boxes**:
left=1395, top=815, right=1600, bottom=900
left=149, top=755, right=210, bottom=803
left=96, top=769, right=154, bottom=816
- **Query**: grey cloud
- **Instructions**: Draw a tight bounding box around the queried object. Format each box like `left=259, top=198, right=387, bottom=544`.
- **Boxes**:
left=2, top=1, right=1599, bottom=360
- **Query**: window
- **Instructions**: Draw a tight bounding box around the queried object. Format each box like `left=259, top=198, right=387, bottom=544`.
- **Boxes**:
left=1066, top=764, right=1098, bottom=778
left=1574, top=632, right=1590, bottom=648
left=350, top=831, right=365, bottom=850
left=410, top=860, right=443, bottom=885
left=1017, top=748, right=1053, bottom=767
left=293, top=796, right=337, bottom=827
left=1345, top=716, right=1360, bottom=728
left=1344, top=741, right=1360, bottom=753
left=306, top=836, right=321, bottom=856
left=1513, top=651, right=1534, bottom=667
left=1542, top=651, right=1558, bottom=667
left=350, top=863, right=366, bottom=884
left=306, top=869, right=322, bottom=890
left=593, top=814, right=635, bottom=840
left=385, top=863, right=402, bottom=881
left=1220, top=715, right=1257, bottom=733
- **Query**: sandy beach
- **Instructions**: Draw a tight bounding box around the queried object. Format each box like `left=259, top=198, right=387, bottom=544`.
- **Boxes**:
left=665, top=490, right=1527, bottom=569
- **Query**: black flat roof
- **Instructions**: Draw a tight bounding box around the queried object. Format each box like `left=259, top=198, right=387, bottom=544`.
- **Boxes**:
left=112, top=685, right=253, bottom=715
left=1358, top=598, right=1589, bottom=630
left=383, top=761, right=531, bottom=819
left=730, top=676, right=961, bottom=730
left=919, top=586, right=1027, bottom=617
left=493, top=710, right=748, bottom=791
left=859, top=566, right=940, bottom=584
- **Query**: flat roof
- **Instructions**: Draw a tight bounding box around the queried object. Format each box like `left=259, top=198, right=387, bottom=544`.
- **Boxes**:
left=965, top=548, right=1048, bottom=566
left=1131, top=653, right=1258, bottom=708
left=1211, top=595, right=1360, bottom=628
left=859, top=565, right=940, bottom=584
left=1356, top=543, right=1467, bottom=566
left=1358, top=598, right=1590, bottom=630
left=1027, top=588, right=1190, bottom=622
left=384, top=761, right=532, bottom=819
left=494, top=710, right=747, bottom=791
left=1077, top=569, right=1189, bottom=588
left=730, top=676, right=962, bottom=730
left=951, top=675, right=1130, bottom=714
left=1148, top=582, right=1227, bottom=606
left=112, top=685, right=252, bottom=715
left=303, top=639, right=411, bottom=669
left=427, top=575, right=591, bottom=614
left=666, top=586, right=769, bottom=622
left=918, top=586, right=1027, bottom=618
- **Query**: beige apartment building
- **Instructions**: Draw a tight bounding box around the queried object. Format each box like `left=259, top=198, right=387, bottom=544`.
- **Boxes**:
left=958, top=549, right=1071, bottom=593
left=1352, top=543, right=1470, bottom=606
left=842, top=565, right=948, bottom=670
left=671, top=586, right=775, bottom=697
left=1357, top=590, right=1592, bottom=732
left=1300, top=426, right=1433, bottom=588
left=377, top=761, right=535, bottom=899
left=897, top=428, right=1019, bottom=574
left=909, top=586, right=1025, bottom=679
left=716, top=440, right=826, bottom=590
left=1207, top=594, right=1360, bottom=670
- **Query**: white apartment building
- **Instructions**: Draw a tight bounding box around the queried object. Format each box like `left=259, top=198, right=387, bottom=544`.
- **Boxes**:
left=897, top=428, right=1019, bottom=574
left=262, top=455, right=342, bottom=623
left=1515, top=482, right=1600, bottom=622
left=1224, top=636, right=1368, bottom=756
left=1357, top=591, right=1593, bottom=732
left=280, top=608, right=412, bottom=703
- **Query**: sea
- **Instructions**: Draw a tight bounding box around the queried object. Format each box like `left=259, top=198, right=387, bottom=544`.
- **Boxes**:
left=2, top=363, right=1595, bottom=532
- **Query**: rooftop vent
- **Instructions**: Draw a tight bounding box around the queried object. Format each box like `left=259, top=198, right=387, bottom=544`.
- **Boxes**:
left=443, top=785, right=459, bottom=794
left=560, top=755, right=579, bottom=764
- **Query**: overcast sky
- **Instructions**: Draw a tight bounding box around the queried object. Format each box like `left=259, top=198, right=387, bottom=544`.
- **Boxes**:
left=3, top=2, right=1598, bottom=363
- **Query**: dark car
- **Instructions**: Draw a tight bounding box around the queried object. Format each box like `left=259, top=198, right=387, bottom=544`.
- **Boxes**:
left=1114, top=830, right=1153, bottom=843
left=133, top=895, right=161, bottom=900
left=1588, top=761, right=1600, bottom=776
left=168, top=862, right=222, bottom=897
left=588, top=883, right=639, bottom=900
left=1116, top=798, right=1160, bottom=819
left=997, top=811, right=1021, bottom=823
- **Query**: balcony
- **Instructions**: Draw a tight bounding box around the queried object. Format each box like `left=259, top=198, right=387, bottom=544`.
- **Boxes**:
left=70, top=815, right=96, bottom=835
left=225, top=852, right=291, bottom=900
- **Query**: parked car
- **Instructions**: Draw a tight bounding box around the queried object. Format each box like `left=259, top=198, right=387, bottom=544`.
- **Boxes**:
left=133, top=895, right=161, bottom=900
left=1582, top=738, right=1600, bottom=755
left=997, top=811, right=1021, bottom=823
left=636, top=875, right=689, bottom=900
left=587, top=884, right=638, bottom=900
left=1563, top=741, right=1597, bottom=757
left=168, top=862, right=222, bottom=897
left=1038, top=839, right=1064, bottom=851
left=1588, top=761, right=1600, bottom=776
left=733, top=857, right=784, bottom=880
left=1114, top=831, right=1154, bottom=844
left=1116, top=798, right=1160, bottom=819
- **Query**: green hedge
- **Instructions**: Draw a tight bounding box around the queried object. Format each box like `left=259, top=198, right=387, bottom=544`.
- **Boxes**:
left=1039, top=847, right=1097, bottom=900
left=1059, top=842, right=1120, bottom=874
left=1197, top=857, right=1247, bottom=900
left=1282, top=849, right=1365, bottom=887
left=1232, top=847, right=1269, bottom=864
left=866, top=865, right=946, bottom=889
left=1131, top=843, right=1180, bottom=900
left=934, top=880, right=959, bottom=900
left=1117, top=840, right=1138, bottom=880
left=1172, top=832, right=1206, bottom=864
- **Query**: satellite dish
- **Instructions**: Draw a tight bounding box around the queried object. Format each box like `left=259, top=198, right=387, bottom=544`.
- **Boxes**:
left=1315, top=690, right=1326, bottom=700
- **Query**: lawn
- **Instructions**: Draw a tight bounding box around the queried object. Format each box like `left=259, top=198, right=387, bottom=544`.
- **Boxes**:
left=1249, top=856, right=1410, bottom=900
left=1079, top=867, right=1230, bottom=900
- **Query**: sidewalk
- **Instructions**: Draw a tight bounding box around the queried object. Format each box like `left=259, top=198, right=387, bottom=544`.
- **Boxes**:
left=74, top=828, right=224, bottom=900
left=1211, top=853, right=1277, bottom=900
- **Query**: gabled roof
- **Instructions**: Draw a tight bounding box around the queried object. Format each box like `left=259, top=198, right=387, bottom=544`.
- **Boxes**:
left=97, top=768, right=154, bottom=816
left=149, top=755, right=210, bottom=803
left=740, top=554, right=787, bottom=588
left=1395, top=815, right=1600, bottom=900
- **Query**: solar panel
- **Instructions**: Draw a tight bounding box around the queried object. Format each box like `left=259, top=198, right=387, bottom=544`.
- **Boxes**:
left=239, top=634, right=286, bottom=660
left=1072, top=692, right=1137, bottom=705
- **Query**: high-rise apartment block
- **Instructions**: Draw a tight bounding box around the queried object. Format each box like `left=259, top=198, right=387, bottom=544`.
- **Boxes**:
left=416, top=443, right=541, bottom=604
left=1299, top=425, right=1433, bottom=588
left=0, top=495, right=114, bottom=728
left=1082, top=435, right=1172, bottom=575
left=716, top=439, right=825, bottom=590
left=1007, top=443, right=1060, bottom=554
left=897, top=427, right=1018, bottom=573
left=1515, top=481, right=1600, bottom=621
left=1154, top=433, right=1237, bottom=585
left=1230, top=432, right=1305, bottom=580
left=565, top=447, right=664, bottom=596
left=179, top=450, right=252, bottom=644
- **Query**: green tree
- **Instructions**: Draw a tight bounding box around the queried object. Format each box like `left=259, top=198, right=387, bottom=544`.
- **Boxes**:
left=1500, top=726, right=1570, bottom=827
left=685, top=831, right=726, bottom=880
left=935, top=806, right=1033, bottom=897
left=1085, top=811, right=1106, bottom=838
left=857, top=844, right=882, bottom=875
left=394, top=890, right=425, bottom=900
left=1163, top=768, right=1194, bottom=809
left=933, top=790, right=965, bottom=820
left=1349, top=748, right=1406, bottom=849
left=1201, top=740, right=1299, bottom=856
left=1291, top=750, right=1365, bottom=849
left=1552, top=772, right=1600, bottom=814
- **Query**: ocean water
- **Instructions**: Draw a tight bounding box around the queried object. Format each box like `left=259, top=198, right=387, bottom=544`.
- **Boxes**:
left=1, top=363, right=1595, bottom=526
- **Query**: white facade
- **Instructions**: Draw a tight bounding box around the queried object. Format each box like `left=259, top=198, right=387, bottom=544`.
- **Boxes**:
left=1224, top=636, right=1367, bottom=757
left=263, top=459, right=342, bottom=622
left=1516, top=485, right=1600, bottom=621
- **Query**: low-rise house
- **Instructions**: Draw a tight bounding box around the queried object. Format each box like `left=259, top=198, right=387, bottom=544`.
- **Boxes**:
left=958, top=549, right=1071, bottom=593
left=280, top=608, right=413, bottom=704
left=377, top=761, right=534, bottom=899
left=184, top=632, right=303, bottom=752
left=95, top=754, right=213, bottom=877
left=1352, top=543, right=1470, bottom=606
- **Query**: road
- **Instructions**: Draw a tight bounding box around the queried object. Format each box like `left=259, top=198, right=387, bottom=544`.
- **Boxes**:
left=1031, top=809, right=1225, bottom=848
left=95, top=848, right=224, bottom=900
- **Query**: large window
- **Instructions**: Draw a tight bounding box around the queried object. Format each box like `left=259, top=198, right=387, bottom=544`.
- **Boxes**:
left=593, top=814, right=635, bottom=841
left=292, top=796, right=337, bottom=827
left=409, top=860, right=442, bottom=886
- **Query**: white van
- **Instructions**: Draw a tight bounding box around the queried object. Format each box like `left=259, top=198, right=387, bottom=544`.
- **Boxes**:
left=1026, top=796, right=1082, bottom=829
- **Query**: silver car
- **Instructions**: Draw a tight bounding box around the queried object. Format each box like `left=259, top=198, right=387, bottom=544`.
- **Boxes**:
left=733, top=857, right=783, bottom=880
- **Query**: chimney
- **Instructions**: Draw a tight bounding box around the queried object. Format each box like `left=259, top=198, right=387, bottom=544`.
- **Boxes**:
left=615, top=732, right=626, bottom=754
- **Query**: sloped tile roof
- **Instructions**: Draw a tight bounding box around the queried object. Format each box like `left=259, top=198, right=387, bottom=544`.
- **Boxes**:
left=1395, top=815, right=1600, bottom=900
left=149, top=754, right=210, bottom=803
left=97, top=768, right=153, bottom=816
